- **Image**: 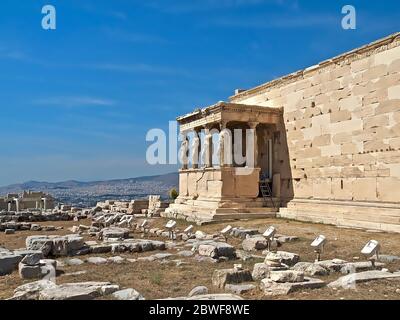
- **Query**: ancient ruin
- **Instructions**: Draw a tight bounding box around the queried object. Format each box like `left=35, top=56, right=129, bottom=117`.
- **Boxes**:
left=167, top=32, right=400, bottom=233
left=0, top=191, right=55, bottom=212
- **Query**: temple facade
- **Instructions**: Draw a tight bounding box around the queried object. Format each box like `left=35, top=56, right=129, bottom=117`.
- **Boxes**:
left=166, top=32, right=400, bottom=232
left=0, top=191, right=55, bottom=211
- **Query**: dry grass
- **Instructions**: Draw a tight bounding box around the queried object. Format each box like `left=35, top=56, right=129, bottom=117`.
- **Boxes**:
left=1, top=217, right=400, bottom=300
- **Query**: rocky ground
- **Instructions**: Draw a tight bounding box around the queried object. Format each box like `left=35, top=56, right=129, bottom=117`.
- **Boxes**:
left=1, top=217, right=400, bottom=300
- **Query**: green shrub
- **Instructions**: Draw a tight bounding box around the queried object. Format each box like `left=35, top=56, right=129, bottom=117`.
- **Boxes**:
left=169, top=188, right=178, bottom=200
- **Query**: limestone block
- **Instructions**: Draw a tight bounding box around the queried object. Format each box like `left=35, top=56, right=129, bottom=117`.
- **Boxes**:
left=377, top=177, right=400, bottom=202
left=341, top=166, right=364, bottom=178
left=341, top=142, right=363, bottom=155
left=332, top=132, right=352, bottom=144
left=388, top=85, right=400, bottom=100
left=353, top=178, right=377, bottom=201
left=320, top=144, right=341, bottom=157
left=331, top=178, right=354, bottom=201
left=292, top=262, right=329, bottom=276
left=362, top=65, right=388, bottom=81
left=330, top=119, right=363, bottom=135
left=269, top=270, right=304, bottom=283
left=293, top=179, right=312, bottom=198
left=388, top=59, right=400, bottom=74
left=331, top=110, right=352, bottom=123
left=389, top=137, right=400, bottom=149
left=351, top=57, right=371, bottom=73
left=374, top=45, right=400, bottom=66
left=375, top=100, right=400, bottom=115
left=242, top=236, right=268, bottom=251
left=364, top=140, right=389, bottom=153
left=353, top=153, right=376, bottom=166
left=312, top=178, right=332, bottom=199
left=252, top=263, right=270, bottom=280
left=338, top=96, right=362, bottom=111
left=211, top=268, right=252, bottom=288
left=313, top=134, right=331, bottom=147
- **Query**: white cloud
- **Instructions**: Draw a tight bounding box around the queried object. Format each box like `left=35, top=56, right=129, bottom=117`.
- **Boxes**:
left=33, top=96, right=116, bottom=108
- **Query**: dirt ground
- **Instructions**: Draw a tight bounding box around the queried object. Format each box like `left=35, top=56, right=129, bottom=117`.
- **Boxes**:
left=1, top=217, right=400, bottom=300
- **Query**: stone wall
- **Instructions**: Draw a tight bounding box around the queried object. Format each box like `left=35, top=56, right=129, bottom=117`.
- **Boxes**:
left=230, top=33, right=400, bottom=231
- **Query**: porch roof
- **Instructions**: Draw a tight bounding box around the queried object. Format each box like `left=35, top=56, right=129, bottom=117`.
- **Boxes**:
left=176, top=101, right=283, bottom=132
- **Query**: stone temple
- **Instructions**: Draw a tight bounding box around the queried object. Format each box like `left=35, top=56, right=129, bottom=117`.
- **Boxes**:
left=0, top=191, right=55, bottom=212
left=166, top=32, right=400, bottom=233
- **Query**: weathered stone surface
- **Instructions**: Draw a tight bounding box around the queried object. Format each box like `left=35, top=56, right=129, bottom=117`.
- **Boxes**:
left=0, top=254, right=22, bottom=275
left=5, top=229, right=15, bottom=234
left=25, top=235, right=85, bottom=257
left=340, top=261, right=385, bottom=274
left=86, top=257, right=108, bottom=265
left=292, top=262, right=329, bottom=276
left=260, top=277, right=325, bottom=296
left=242, top=236, right=268, bottom=251
left=315, top=259, right=347, bottom=273
left=177, top=250, right=194, bottom=257
left=230, top=228, right=259, bottom=239
left=264, top=251, right=300, bottom=267
left=328, top=271, right=400, bottom=289
left=107, top=256, right=125, bottom=264
left=188, top=286, right=209, bottom=297
left=101, top=284, right=120, bottom=295
left=64, top=258, right=84, bottom=266
left=212, top=268, right=253, bottom=288
left=112, top=288, right=144, bottom=300
left=195, top=230, right=207, bottom=239
left=276, top=235, right=299, bottom=243
left=12, top=280, right=57, bottom=300
left=198, top=242, right=236, bottom=259
left=379, top=255, right=400, bottom=263
left=100, top=227, right=130, bottom=239
left=21, top=253, right=44, bottom=266
left=39, top=282, right=111, bottom=300
left=193, top=255, right=218, bottom=264
left=225, top=284, right=256, bottom=294
left=252, top=263, right=270, bottom=280
left=269, top=270, right=304, bottom=283
left=18, top=263, right=48, bottom=280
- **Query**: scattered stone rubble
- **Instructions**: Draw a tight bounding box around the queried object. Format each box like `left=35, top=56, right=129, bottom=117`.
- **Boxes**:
left=9, top=280, right=143, bottom=300
left=3, top=206, right=400, bottom=300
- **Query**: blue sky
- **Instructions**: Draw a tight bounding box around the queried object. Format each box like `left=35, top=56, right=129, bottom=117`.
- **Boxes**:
left=0, top=0, right=399, bottom=185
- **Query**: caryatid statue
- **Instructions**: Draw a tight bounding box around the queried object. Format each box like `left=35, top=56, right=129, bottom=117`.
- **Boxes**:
left=201, top=130, right=213, bottom=168
left=179, top=135, right=189, bottom=169
left=218, top=128, right=233, bottom=166
left=191, top=132, right=200, bottom=168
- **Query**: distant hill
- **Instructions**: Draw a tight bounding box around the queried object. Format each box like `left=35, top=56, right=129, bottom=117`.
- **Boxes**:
left=0, top=172, right=179, bottom=207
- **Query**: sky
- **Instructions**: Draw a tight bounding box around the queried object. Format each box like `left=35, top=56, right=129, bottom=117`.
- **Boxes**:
left=0, top=0, right=399, bottom=185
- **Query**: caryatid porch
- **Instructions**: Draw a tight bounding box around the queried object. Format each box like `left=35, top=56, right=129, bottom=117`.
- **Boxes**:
left=165, top=101, right=284, bottom=222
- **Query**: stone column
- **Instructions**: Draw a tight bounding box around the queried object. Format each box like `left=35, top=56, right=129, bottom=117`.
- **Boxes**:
left=36, top=200, right=39, bottom=209
left=202, top=126, right=213, bottom=168
left=14, top=199, right=20, bottom=212
left=8, top=202, right=11, bottom=212
left=43, top=198, right=47, bottom=211
left=191, top=129, right=200, bottom=169
left=218, top=122, right=232, bottom=167
left=247, top=122, right=259, bottom=168
left=179, top=133, right=189, bottom=170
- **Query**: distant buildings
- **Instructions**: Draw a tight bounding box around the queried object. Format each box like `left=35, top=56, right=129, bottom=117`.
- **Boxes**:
left=0, top=191, right=55, bottom=211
